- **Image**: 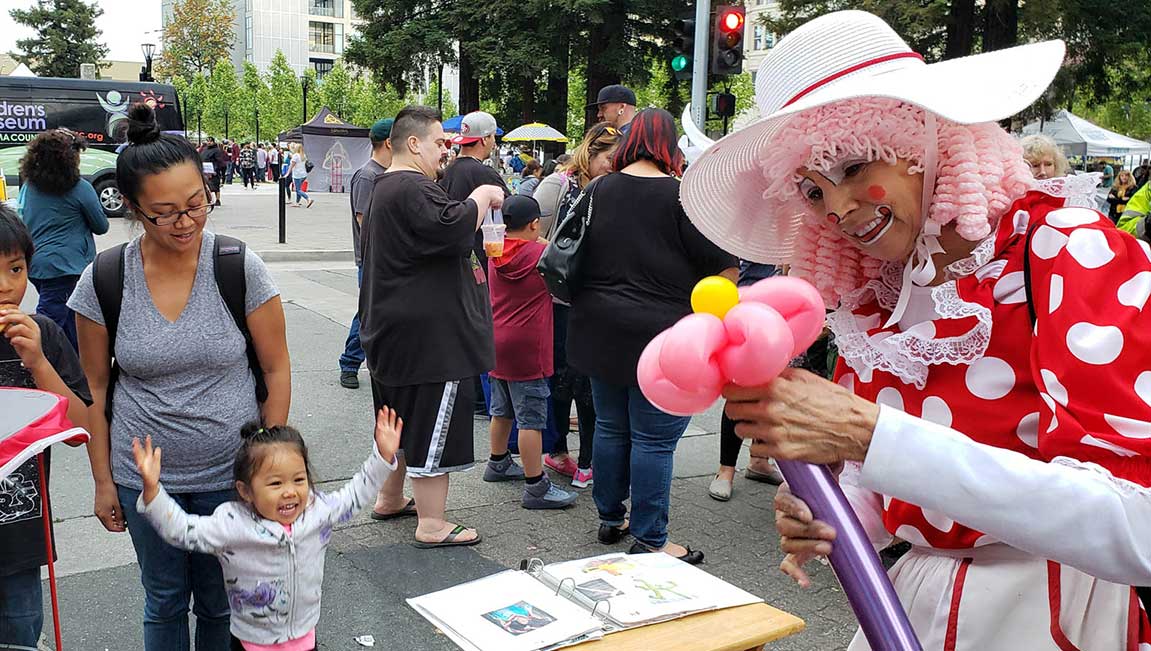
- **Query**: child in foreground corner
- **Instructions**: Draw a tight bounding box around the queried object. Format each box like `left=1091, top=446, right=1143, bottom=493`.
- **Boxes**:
left=132, top=408, right=402, bottom=651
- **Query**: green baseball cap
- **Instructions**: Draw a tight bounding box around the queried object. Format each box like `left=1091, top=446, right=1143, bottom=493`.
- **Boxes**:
left=370, top=118, right=394, bottom=142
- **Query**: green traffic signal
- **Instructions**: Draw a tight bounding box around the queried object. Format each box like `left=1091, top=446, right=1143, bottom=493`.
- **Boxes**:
left=671, top=54, right=689, bottom=72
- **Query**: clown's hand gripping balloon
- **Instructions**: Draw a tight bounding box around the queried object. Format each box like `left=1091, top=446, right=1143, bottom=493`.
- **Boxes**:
left=637, top=275, right=923, bottom=651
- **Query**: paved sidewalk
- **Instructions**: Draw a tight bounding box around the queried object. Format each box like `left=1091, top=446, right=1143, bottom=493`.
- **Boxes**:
left=95, top=183, right=355, bottom=261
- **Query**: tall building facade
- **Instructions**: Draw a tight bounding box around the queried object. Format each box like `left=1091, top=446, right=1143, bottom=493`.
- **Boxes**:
left=163, top=0, right=358, bottom=78
left=743, top=0, right=779, bottom=83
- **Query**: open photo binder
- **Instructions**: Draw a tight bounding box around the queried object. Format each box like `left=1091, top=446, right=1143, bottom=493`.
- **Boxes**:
left=408, top=552, right=762, bottom=651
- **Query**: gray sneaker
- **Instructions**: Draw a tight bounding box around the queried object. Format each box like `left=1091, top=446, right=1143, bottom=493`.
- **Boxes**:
left=483, top=455, right=525, bottom=482
left=522, top=476, right=578, bottom=510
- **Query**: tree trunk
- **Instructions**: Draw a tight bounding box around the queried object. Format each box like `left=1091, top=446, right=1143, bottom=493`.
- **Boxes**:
left=584, top=2, right=626, bottom=129
left=520, top=74, right=537, bottom=123
left=944, top=0, right=976, bottom=60
left=544, top=31, right=570, bottom=137
left=458, top=46, right=480, bottom=114
left=982, top=0, right=1018, bottom=52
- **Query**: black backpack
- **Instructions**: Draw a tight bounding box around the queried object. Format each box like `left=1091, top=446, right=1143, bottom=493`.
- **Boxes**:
left=93, top=234, right=267, bottom=422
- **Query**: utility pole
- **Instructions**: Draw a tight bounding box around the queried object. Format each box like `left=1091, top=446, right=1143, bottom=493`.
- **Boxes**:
left=690, top=0, right=710, bottom=129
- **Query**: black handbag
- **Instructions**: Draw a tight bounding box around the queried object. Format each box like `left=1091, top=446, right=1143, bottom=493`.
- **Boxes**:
left=537, top=177, right=601, bottom=303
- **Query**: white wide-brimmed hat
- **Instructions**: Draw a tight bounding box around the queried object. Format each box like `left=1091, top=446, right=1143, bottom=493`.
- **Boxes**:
left=680, top=10, right=1065, bottom=264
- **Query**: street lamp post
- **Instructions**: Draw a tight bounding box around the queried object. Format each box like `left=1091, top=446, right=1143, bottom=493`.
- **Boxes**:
left=197, top=111, right=202, bottom=146
left=140, top=42, right=156, bottom=82
left=300, top=74, right=310, bottom=124
left=224, top=107, right=229, bottom=140
left=254, top=105, right=260, bottom=144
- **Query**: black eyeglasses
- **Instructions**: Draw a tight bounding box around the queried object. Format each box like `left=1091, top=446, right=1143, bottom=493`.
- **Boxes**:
left=139, top=193, right=215, bottom=226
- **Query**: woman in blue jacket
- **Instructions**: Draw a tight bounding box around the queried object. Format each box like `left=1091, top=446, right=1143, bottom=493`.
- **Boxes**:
left=18, top=129, right=109, bottom=349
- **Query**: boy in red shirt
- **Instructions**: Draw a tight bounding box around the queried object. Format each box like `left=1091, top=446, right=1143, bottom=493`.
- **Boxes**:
left=482, top=196, right=577, bottom=509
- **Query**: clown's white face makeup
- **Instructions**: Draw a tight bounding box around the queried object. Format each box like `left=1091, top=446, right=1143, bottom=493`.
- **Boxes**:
left=798, top=158, right=925, bottom=262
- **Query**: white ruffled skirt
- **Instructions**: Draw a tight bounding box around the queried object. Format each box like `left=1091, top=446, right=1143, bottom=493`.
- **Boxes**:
left=847, top=544, right=1142, bottom=651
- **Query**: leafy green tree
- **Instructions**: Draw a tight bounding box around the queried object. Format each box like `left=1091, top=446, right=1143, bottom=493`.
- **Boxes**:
left=349, top=76, right=406, bottom=127
left=265, top=51, right=304, bottom=137
left=240, top=61, right=270, bottom=142
left=345, top=0, right=456, bottom=97
left=8, top=0, right=109, bottom=78
left=155, top=0, right=235, bottom=80
left=319, top=61, right=354, bottom=119
left=425, top=77, right=459, bottom=119
left=205, top=60, right=240, bottom=139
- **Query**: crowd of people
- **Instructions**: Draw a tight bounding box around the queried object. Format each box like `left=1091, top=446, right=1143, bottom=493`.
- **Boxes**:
left=4, top=8, right=1151, bottom=650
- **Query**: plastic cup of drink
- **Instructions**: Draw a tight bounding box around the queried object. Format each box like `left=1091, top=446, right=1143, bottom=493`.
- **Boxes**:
left=482, top=223, right=506, bottom=258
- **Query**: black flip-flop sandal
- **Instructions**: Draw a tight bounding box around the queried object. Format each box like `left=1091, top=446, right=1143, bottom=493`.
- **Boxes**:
left=411, top=524, right=483, bottom=549
left=370, top=497, right=417, bottom=521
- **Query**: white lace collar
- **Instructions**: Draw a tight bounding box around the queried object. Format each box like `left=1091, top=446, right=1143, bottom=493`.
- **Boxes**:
left=828, top=234, right=997, bottom=389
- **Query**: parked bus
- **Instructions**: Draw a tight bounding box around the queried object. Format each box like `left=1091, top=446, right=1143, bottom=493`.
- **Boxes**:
left=0, top=77, right=184, bottom=217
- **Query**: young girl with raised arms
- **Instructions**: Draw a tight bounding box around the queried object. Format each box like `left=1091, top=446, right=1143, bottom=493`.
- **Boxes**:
left=131, top=408, right=402, bottom=651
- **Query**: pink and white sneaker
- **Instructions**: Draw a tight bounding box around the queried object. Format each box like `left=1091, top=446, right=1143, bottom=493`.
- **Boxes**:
left=544, top=455, right=578, bottom=478
left=571, top=467, right=593, bottom=489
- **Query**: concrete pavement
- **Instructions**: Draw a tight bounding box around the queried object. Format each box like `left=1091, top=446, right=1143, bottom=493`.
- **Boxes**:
left=29, top=185, right=859, bottom=650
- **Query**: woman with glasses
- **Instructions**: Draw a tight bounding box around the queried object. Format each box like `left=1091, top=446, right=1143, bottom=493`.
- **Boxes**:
left=16, top=128, right=109, bottom=350
left=67, top=103, right=291, bottom=651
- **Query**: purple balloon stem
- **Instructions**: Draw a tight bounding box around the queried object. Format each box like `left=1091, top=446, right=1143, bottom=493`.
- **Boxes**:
left=776, top=459, right=923, bottom=651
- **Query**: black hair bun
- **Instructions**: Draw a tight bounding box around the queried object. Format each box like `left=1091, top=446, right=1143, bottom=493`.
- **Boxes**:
left=125, top=103, right=162, bottom=145
left=239, top=420, right=266, bottom=440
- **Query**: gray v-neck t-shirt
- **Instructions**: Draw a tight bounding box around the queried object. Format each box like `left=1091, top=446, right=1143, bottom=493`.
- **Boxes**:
left=69, top=230, right=279, bottom=492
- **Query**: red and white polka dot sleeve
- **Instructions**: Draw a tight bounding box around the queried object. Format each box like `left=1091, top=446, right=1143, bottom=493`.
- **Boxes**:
left=1025, top=206, right=1151, bottom=486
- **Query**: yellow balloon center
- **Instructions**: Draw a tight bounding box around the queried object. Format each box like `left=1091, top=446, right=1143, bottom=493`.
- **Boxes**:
left=691, top=276, right=740, bottom=319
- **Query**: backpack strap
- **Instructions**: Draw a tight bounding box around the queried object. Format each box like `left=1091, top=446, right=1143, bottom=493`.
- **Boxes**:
left=213, top=235, right=268, bottom=403
left=92, top=243, right=127, bottom=423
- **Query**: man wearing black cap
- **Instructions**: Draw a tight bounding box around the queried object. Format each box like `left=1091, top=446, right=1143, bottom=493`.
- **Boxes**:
left=338, top=117, right=394, bottom=391
left=591, top=84, right=638, bottom=133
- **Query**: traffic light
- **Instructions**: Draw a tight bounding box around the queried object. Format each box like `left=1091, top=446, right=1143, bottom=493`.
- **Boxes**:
left=670, top=17, right=694, bottom=81
left=712, top=92, right=737, bottom=118
left=710, top=5, right=745, bottom=76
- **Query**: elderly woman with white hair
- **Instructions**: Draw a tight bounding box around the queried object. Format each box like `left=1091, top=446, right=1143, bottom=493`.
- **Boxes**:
left=1020, top=133, right=1070, bottom=180
left=679, top=10, right=1151, bottom=649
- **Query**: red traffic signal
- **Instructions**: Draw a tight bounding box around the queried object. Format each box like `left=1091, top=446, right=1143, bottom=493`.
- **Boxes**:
left=721, top=9, right=744, bottom=32
left=710, top=5, right=745, bottom=76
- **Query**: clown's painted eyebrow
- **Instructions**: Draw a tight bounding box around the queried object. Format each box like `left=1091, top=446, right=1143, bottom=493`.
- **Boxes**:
left=818, top=157, right=869, bottom=184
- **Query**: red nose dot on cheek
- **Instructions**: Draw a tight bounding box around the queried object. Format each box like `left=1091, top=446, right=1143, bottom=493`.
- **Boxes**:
left=867, top=185, right=887, bottom=201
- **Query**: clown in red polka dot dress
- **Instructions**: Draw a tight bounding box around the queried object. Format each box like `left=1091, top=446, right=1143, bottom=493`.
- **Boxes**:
left=825, top=193, right=1151, bottom=649
left=680, top=12, right=1151, bottom=649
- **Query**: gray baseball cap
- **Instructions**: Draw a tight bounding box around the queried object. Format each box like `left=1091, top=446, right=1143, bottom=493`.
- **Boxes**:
left=451, top=111, right=498, bottom=145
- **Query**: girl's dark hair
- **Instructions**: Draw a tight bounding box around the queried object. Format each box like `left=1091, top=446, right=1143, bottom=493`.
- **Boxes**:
left=522, top=160, right=542, bottom=178
left=611, top=108, right=684, bottom=177
left=233, top=421, right=314, bottom=486
left=20, top=129, right=85, bottom=195
left=0, top=202, right=34, bottom=261
left=116, top=103, right=203, bottom=209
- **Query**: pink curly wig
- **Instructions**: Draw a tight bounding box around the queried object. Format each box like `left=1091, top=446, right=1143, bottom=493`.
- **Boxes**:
left=761, top=98, right=1034, bottom=306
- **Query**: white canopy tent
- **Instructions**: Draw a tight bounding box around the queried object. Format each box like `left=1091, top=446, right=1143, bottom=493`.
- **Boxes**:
left=1022, top=110, right=1150, bottom=159
left=7, top=63, right=35, bottom=77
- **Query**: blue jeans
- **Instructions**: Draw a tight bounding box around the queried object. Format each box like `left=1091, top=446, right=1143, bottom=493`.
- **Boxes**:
left=590, top=379, right=690, bottom=549
left=0, top=568, right=42, bottom=649
left=31, top=275, right=79, bottom=351
left=338, top=266, right=365, bottom=372
left=118, top=485, right=233, bottom=651
left=293, top=178, right=309, bottom=202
